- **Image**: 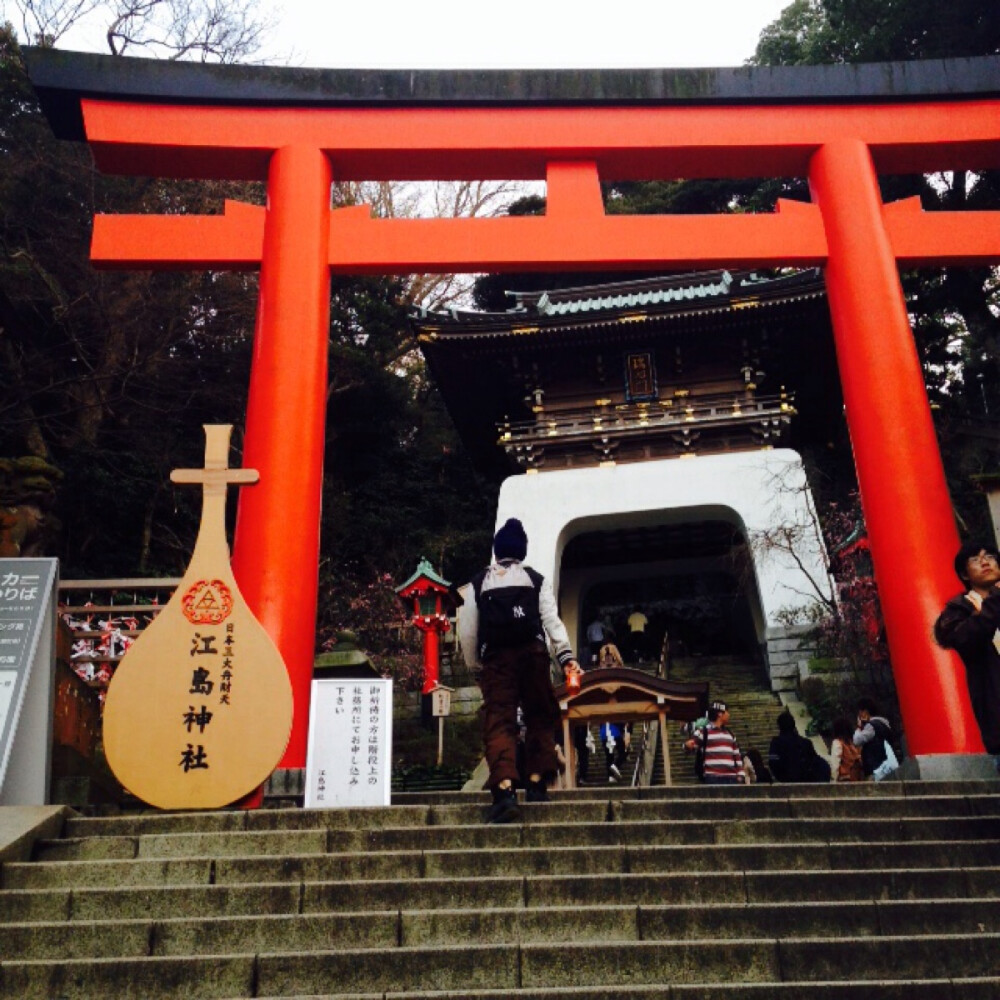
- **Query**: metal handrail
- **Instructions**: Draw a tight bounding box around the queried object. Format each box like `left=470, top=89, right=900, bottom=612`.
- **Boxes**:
left=630, top=721, right=648, bottom=787
left=631, top=632, right=673, bottom=786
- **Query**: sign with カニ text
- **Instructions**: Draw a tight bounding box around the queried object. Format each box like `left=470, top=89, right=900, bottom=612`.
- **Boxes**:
left=305, top=678, right=392, bottom=808
left=0, top=558, right=58, bottom=805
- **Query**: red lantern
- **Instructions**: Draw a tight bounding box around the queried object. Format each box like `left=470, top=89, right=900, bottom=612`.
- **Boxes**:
left=395, top=559, right=455, bottom=694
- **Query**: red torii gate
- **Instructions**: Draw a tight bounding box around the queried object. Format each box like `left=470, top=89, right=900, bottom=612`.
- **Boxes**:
left=26, top=51, right=1000, bottom=768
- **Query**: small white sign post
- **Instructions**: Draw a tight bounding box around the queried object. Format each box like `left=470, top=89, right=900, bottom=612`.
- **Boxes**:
left=305, top=678, right=393, bottom=808
left=430, top=684, right=454, bottom=767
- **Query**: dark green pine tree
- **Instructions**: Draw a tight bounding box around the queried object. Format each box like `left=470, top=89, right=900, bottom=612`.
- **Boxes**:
left=0, top=27, right=262, bottom=575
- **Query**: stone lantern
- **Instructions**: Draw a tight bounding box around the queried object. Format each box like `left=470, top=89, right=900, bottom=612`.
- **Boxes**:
left=395, top=557, right=455, bottom=696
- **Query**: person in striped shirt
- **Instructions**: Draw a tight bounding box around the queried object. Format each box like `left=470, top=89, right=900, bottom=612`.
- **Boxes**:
left=686, top=701, right=746, bottom=784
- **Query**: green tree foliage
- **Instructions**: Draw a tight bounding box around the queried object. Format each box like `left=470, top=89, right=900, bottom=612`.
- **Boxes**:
left=752, top=0, right=1000, bottom=65
left=319, top=275, right=496, bottom=632
left=489, top=6, right=999, bottom=538
left=311, top=274, right=496, bottom=670
left=0, top=27, right=260, bottom=574
left=751, top=0, right=1000, bottom=538
left=0, top=28, right=496, bottom=593
left=750, top=0, right=841, bottom=65
left=746, top=1, right=1000, bottom=736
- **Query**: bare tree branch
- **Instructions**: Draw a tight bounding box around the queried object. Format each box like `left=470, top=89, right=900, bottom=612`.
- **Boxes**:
left=13, top=0, right=276, bottom=62
left=747, top=461, right=838, bottom=618
left=333, top=178, right=533, bottom=312
left=12, top=0, right=104, bottom=44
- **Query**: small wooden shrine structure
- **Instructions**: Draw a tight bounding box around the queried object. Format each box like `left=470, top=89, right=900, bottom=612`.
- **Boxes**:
left=395, top=558, right=455, bottom=694
left=555, top=668, right=708, bottom=787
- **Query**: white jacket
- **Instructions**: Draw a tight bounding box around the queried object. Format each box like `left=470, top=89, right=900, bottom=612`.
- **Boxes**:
left=457, top=559, right=574, bottom=668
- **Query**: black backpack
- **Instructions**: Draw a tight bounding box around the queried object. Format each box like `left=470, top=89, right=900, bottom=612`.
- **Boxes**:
left=694, top=729, right=706, bottom=781
left=471, top=565, right=545, bottom=650
left=693, top=726, right=720, bottom=782
left=862, top=718, right=901, bottom=773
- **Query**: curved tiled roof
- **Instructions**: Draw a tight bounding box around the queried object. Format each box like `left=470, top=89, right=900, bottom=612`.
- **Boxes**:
left=534, top=273, right=734, bottom=316
left=413, top=268, right=824, bottom=336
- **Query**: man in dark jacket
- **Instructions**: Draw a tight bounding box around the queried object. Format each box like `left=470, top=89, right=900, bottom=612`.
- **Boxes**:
left=768, top=711, right=831, bottom=783
left=458, top=518, right=581, bottom=822
left=934, top=541, right=1000, bottom=773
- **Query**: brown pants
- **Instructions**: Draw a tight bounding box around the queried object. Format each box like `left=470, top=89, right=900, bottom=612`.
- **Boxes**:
left=479, top=640, right=561, bottom=789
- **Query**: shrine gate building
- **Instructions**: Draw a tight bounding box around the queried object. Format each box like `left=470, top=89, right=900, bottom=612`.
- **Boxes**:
left=414, top=268, right=838, bottom=685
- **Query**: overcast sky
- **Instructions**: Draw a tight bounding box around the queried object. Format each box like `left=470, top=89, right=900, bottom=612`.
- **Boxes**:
left=265, top=0, right=791, bottom=69
left=29, top=0, right=792, bottom=70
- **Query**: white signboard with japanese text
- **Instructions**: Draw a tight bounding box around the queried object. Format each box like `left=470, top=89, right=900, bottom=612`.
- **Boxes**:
left=0, top=558, right=58, bottom=805
left=431, top=685, right=453, bottom=717
left=305, top=678, right=392, bottom=808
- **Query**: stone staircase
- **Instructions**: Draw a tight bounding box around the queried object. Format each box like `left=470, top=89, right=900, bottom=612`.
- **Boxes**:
left=3, top=780, right=1000, bottom=997
left=567, top=654, right=781, bottom=787
left=575, top=723, right=642, bottom=786
left=660, top=655, right=787, bottom=785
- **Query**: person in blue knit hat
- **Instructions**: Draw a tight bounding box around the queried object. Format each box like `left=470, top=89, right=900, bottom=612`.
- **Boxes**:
left=458, top=518, right=580, bottom=823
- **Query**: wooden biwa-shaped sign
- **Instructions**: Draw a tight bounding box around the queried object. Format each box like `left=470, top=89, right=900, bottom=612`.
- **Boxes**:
left=103, top=425, right=293, bottom=809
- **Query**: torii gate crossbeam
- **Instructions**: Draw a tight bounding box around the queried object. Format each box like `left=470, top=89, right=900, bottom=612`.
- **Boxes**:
left=25, top=50, right=1000, bottom=767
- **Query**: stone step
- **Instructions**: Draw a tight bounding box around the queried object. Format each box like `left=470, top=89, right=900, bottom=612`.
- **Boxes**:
left=615, top=794, right=1000, bottom=820
left=62, top=804, right=442, bottom=838
left=6, top=782, right=1000, bottom=997
left=5, top=864, right=1000, bottom=925
left=33, top=791, right=1000, bottom=860
left=9, top=837, right=1000, bottom=890
left=5, top=934, right=999, bottom=998
left=54, top=781, right=1000, bottom=839
left=8, top=897, right=1000, bottom=961
left=497, top=780, right=999, bottom=798
left=31, top=812, right=1000, bottom=862
left=6, top=865, right=999, bottom=925
left=222, top=982, right=1000, bottom=1000
left=576, top=733, right=640, bottom=786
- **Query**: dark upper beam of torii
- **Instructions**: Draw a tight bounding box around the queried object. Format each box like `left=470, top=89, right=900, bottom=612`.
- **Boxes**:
left=24, top=49, right=1000, bottom=180
left=21, top=47, right=1000, bottom=773
left=24, top=48, right=1000, bottom=133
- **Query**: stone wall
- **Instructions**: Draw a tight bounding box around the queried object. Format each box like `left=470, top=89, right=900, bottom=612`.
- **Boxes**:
left=765, top=623, right=816, bottom=692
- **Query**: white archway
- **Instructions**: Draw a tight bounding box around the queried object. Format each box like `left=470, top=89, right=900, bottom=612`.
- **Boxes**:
left=494, top=448, right=832, bottom=689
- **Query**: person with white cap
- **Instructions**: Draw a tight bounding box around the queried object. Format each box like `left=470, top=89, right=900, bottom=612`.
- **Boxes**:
left=685, top=701, right=745, bottom=784
left=458, top=518, right=581, bottom=822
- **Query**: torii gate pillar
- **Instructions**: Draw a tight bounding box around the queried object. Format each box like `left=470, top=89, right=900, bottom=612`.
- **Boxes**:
left=232, top=145, right=332, bottom=766
left=808, top=138, right=977, bottom=753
